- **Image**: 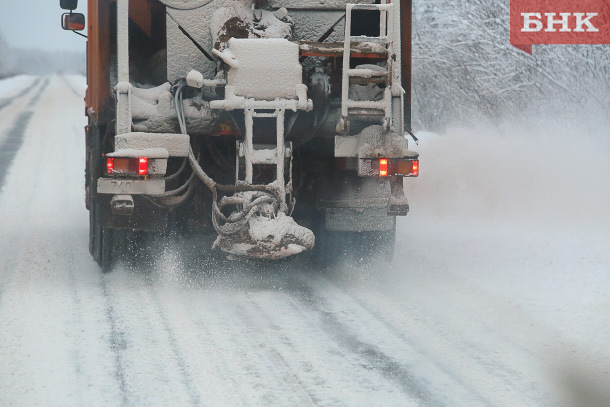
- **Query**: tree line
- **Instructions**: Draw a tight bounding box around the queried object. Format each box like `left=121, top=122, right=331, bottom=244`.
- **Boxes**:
left=412, top=0, right=610, bottom=131
left=0, top=31, right=85, bottom=79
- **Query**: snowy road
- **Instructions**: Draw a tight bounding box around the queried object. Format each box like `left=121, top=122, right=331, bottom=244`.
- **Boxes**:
left=0, top=76, right=609, bottom=407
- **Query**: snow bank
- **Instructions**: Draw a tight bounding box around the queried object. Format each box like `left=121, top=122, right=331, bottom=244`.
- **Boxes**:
left=0, top=75, right=35, bottom=99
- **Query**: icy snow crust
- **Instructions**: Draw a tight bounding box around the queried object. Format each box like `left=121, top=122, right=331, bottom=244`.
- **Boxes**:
left=1, top=76, right=610, bottom=406
left=115, top=132, right=190, bottom=157
left=219, top=38, right=302, bottom=100
left=130, top=82, right=217, bottom=134
left=108, top=148, right=169, bottom=159
left=357, top=124, right=418, bottom=159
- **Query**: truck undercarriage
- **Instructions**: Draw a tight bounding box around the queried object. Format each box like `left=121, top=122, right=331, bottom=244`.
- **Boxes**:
left=70, top=0, right=418, bottom=270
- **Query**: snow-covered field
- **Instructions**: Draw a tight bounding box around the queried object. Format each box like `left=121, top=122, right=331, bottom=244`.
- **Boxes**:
left=0, top=76, right=608, bottom=406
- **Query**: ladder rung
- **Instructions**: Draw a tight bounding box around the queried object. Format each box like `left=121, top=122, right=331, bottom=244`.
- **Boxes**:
left=348, top=108, right=388, bottom=117
left=350, top=36, right=388, bottom=44
left=251, top=149, right=278, bottom=165
left=251, top=112, right=278, bottom=118
left=346, top=100, right=387, bottom=110
left=349, top=4, right=393, bottom=11
left=251, top=149, right=292, bottom=164
left=239, top=143, right=292, bottom=164
left=350, top=77, right=389, bottom=86
left=346, top=68, right=389, bottom=78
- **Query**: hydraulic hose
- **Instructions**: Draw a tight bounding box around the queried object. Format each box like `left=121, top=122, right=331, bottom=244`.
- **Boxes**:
left=173, top=81, right=284, bottom=236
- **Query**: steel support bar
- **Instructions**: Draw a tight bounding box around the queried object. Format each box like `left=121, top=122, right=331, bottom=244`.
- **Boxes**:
left=117, top=0, right=129, bottom=84
left=116, top=0, right=131, bottom=136
left=276, top=109, right=286, bottom=208
left=400, top=0, right=412, bottom=130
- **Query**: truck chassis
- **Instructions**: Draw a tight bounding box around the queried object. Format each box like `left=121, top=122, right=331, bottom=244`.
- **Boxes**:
left=64, top=0, right=418, bottom=269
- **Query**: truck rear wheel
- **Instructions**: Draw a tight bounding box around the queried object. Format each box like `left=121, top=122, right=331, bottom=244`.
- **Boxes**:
left=99, top=224, right=129, bottom=273
left=87, top=121, right=124, bottom=272
left=92, top=201, right=138, bottom=272
left=91, top=201, right=120, bottom=273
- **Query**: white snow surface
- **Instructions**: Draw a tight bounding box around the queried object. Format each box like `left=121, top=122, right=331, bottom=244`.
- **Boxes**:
left=0, top=75, right=35, bottom=99
left=0, top=75, right=609, bottom=406
left=222, top=38, right=303, bottom=100
left=358, top=124, right=415, bottom=158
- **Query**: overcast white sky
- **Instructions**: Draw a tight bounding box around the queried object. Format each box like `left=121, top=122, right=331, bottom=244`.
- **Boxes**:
left=1, top=0, right=88, bottom=52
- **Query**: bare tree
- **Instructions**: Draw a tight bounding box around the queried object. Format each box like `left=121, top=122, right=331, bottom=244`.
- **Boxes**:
left=412, top=0, right=610, bottom=131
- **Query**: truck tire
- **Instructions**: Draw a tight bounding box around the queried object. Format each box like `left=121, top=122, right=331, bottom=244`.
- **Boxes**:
left=87, top=121, right=103, bottom=265
left=99, top=224, right=128, bottom=273
left=91, top=200, right=117, bottom=273
left=86, top=121, right=123, bottom=272
left=87, top=121, right=148, bottom=272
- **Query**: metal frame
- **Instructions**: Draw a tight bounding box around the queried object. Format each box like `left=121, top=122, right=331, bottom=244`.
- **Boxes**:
left=213, top=97, right=310, bottom=212
left=340, top=1, right=403, bottom=133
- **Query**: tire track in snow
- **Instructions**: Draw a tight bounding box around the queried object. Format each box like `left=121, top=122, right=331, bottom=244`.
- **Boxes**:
left=99, top=249, right=205, bottom=406
left=147, top=245, right=329, bottom=405
left=241, top=291, right=401, bottom=406
left=284, top=275, right=446, bottom=407
left=100, top=276, right=131, bottom=407
left=0, top=78, right=50, bottom=302
left=0, top=78, right=41, bottom=113
left=147, top=287, right=203, bottom=406
left=231, top=300, right=320, bottom=406
left=60, top=75, right=85, bottom=98
left=305, top=277, right=497, bottom=407
left=174, top=292, right=253, bottom=405
left=0, top=78, right=49, bottom=192
left=142, top=250, right=209, bottom=406
left=1, top=77, right=147, bottom=405
left=296, top=269, right=553, bottom=406
left=0, top=111, right=34, bottom=190
left=339, top=282, right=548, bottom=406
left=240, top=293, right=377, bottom=406
left=65, top=257, right=88, bottom=406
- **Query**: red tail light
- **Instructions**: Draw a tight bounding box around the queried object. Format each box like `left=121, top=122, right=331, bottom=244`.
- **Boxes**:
left=360, top=158, right=419, bottom=177
left=138, top=157, right=148, bottom=176
left=379, top=159, right=388, bottom=177
left=106, top=158, right=114, bottom=174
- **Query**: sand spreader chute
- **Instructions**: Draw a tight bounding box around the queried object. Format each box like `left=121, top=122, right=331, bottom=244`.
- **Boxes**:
left=175, top=38, right=315, bottom=259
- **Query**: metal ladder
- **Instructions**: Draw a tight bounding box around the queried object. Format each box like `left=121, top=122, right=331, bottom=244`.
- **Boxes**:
left=341, top=1, right=399, bottom=132
left=236, top=106, right=292, bottom=211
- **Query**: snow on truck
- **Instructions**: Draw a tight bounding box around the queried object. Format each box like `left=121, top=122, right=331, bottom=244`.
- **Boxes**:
left=60, top=0, right=419, bottom=269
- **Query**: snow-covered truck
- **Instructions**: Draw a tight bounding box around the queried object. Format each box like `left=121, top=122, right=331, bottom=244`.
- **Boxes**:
left=60, top=0, right=419, bottom=270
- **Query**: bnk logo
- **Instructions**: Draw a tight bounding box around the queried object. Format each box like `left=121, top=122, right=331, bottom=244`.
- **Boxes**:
left=521, top=13, right=599, bottom=32
left=510, top=0, right=610, bottom=54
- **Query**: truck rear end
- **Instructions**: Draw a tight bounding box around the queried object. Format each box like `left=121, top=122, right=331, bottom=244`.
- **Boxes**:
left=61, top=0, right=418, bottom=270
